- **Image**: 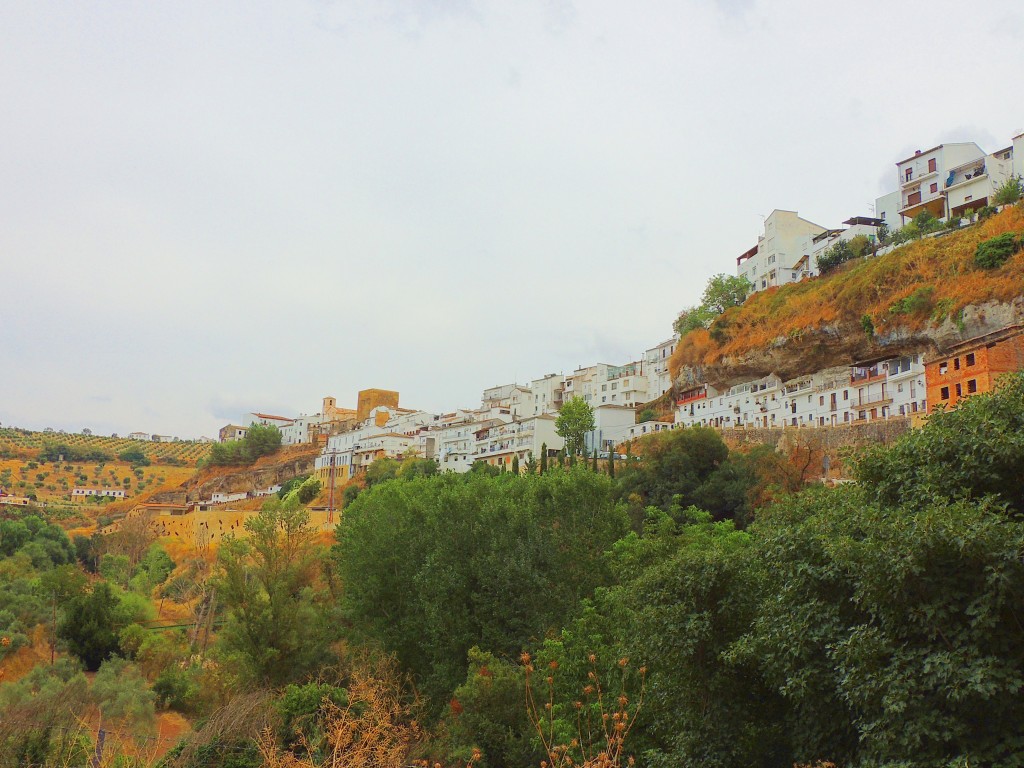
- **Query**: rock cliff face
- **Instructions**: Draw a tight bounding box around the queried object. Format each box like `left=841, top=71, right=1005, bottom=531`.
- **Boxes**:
left=690, top=297, right=1024, bottom=391
left=150, top=451, right=318, bottom=504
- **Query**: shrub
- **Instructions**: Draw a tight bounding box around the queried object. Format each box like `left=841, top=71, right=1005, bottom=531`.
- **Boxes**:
left=992, top=175, right=1023, bottom=206
left=889, top=286, right=934, bottom=316
left=974, top=232, right=1020, bottom=269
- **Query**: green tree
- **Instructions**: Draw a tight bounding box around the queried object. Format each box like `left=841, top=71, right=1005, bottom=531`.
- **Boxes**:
left=855, top=372, right=1024, bottom=515
left=616, top=426, right=742, bottom=518
left=295, top=477, right=322, bottom=505
left=334, top=470, right=628, bottom=716
left=539, top=443, right=548, bottom=475
left=57, top=582, right=121, bottom=671
left=555, top=397, right=595, bottom=458
left=674, top=274, right=751, bottom=336
left=511, top=455, right=519, bottom=475
left=217, top=504, right=332, bottom=685
left=118, top=448, right=151, bottom=466
left=91, top=658, right=157, bottom=735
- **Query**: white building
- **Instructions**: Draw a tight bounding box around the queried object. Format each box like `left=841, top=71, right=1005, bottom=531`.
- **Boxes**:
left=895, top=142, right=986, bottom=223
left=438, top=415, right=505, bottom=473
left=585, top=404, right=638, bottom=453
left=644, top=338, right=678, bottom=400
left=210, top=491, right=248, bottom=504
left=127, top=432, right=149, bottom=441
left=626, top=421, right=674, bottom=441
left=737, top=210, right=827, bottom=293
left=473, top=415, right=563, bottom=471
left=528, top=373, right=565, bottom=416
left=71, top=488, right=127, bottom=500
left=944, top=143, right=1015, bottom=220
left=874, top=191, right=902, bottom=231
left=675, top=355, right=928, bottom=429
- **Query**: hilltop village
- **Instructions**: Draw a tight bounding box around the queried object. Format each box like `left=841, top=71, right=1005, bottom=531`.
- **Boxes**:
left=198, top=130, right=1024, bottom=494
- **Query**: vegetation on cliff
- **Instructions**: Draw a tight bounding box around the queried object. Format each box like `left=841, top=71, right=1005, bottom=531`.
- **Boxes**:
left=669, top=204, right=1024, bottom=380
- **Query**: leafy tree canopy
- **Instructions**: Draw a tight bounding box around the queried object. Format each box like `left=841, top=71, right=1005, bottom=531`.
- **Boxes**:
left=555, top=397, right=595, bottom=457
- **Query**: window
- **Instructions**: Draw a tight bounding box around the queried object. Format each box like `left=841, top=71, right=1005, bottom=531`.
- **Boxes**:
left=967, top=379, right=978, bottom=394
left=601, top=384, right=606, bottom=392
left=905, top=168, right=913, bottom=182
left=955, top=383, right=963, bottom=397
left=928, top=158, right=937, bottom=173
left=611, top=383, right=617, bottom=390
left=819, top=396, right=825, bottom=406
left=930, top=182, right=938, bottom=194
left=843, top=390, right=849, bottom=400
left=954, top=358, right=960, bottom=371
left=939, top=362, right=948, bottom=375
left=941, top=386, right=950, bottom=400
left=966, top=353, right=975, bottom=366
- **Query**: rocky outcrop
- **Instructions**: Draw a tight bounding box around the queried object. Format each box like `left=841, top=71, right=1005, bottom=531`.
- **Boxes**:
left=691, top=298, right=1024, bottom=391
left=149, top=451, right=318, bottom=504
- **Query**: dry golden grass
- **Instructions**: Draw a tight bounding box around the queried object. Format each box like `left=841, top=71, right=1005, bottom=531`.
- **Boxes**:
left=670, top=206, right=1024, bottom=377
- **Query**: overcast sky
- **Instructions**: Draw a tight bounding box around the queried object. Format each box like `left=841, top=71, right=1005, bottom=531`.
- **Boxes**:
left=1, top=1, right=1021, bottom=438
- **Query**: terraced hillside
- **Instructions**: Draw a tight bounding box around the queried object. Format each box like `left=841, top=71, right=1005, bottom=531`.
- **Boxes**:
left=0, top=428, right=211, bottom=465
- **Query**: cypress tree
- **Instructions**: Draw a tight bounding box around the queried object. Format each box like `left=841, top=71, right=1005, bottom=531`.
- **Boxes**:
left=592, top=447, right=599, bottom=472
left=608, top=443, right=615, bottom=479
left=511, top=455, right=520, bottom=475
left=540, top=443, right=548, bottom=474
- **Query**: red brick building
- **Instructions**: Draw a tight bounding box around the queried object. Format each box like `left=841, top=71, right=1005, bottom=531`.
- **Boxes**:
left=925, top=325, right=1024, bottom=412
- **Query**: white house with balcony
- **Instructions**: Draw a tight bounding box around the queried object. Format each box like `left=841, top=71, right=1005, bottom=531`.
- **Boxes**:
left=528, top=373, right=564, bottom=416
left=737, top=210, right=827, bottom=294
left=644, top=338, right=678, bottom=399
left=675, top=356, right=927, bottom=429
left=944, top=144, right=1016, bottom=220
left=801, top=216, right=886, bottom=273
left=895, top=142, right=986, bottom=223
left=474, top=415, right=563, bottom=471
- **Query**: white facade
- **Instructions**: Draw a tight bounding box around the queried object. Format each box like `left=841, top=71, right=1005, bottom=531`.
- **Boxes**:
left=473, top=415, right=563, bottom=470
left=210, top=491, right=248, bottom=504
left=874, top=190, right=902, bottom=231
left=626, top=421, right=674, bottom=441
left=586, top=404, right=638, bottom=453
left=528, top=374, right=565, bottom=416
left=737, top=210, right=827, bottom=293
left=944, top=145, right=1015, bottom=219
left=896, top=142, right=986, bottom=223
left=644, top=338, right=678, bottom=400
left=127, top=432, right=150, bottom=441
left=675, top=355, right=927, bottom=429
left=71, top=488, right=126, bottom=499
left=438, top=416, right=508, bottom=473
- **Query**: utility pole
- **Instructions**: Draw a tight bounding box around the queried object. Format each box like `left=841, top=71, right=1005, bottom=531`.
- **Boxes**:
left=50, top=591, right=56, bottom=665
left=327, top=453, right=336, bottom=524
